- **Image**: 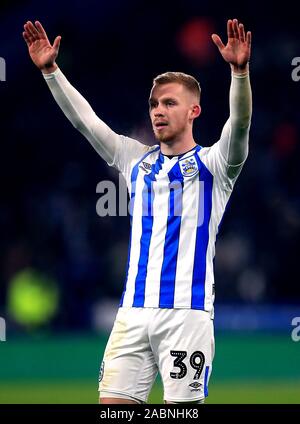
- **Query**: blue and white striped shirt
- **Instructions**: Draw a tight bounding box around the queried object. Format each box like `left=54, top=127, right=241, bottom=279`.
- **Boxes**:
left=114, top=137, right=241, bottom=312
left=44, top=68, right=251, bottom=312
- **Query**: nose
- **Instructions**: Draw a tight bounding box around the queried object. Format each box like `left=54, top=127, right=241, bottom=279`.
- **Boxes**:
left=154, top=106, right=165, bottom=117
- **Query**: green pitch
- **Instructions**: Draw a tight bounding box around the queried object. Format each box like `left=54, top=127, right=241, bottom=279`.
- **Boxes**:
left=1, top=380, right=300, bottom=404
left=0, top=332, right=299, bottom=404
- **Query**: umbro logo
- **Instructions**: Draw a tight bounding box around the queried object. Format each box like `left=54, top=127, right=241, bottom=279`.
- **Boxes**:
left=189, top=382, right=202, bottom=388
left=189, top=382, right=202, bottom=392
left=139, top=161, right=152, bottom=172
left=142, top=161, right=152, bottom=170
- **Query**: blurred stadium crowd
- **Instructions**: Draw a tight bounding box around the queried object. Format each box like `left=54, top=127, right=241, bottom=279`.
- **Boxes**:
left=0, top=0, right=299, bottom=331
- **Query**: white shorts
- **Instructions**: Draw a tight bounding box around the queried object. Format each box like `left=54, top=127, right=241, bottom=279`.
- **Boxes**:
left=98, top=307, right=215, bottom=403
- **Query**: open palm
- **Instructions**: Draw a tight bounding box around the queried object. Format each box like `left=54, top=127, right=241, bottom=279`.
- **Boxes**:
left=212, top=19, right=251, bottom=69
left=23, top=21, right=61, bottom=71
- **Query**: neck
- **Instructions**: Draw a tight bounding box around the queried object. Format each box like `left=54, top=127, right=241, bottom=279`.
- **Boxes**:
left=160, top=136, right=197, bottom=156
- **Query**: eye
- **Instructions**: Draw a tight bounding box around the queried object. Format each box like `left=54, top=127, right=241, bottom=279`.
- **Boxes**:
left=166, top=101, right=175, bottom=106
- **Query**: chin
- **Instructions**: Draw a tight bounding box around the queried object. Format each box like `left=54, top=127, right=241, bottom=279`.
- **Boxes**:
left=154, top=131, right=174, bottom=144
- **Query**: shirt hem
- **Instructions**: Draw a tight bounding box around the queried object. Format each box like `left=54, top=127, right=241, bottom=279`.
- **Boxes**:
left=120, top=304, right=212, bottom=311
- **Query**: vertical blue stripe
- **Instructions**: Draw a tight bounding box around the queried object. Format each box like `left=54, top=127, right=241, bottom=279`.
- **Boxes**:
left=119, top=147, right=159, bottom=306
left=132, top=153, right=164, bottom=307
left=159, top=162, right=183, bottom=307
left=191, top=153, right=213, bottom=309
left=204, top=365, right=209, bottom=397
left=119, top=230, right=132, bottom=307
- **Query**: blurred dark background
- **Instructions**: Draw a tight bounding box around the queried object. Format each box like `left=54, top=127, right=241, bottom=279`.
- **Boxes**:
left=0, top=0, right=300, bottom=333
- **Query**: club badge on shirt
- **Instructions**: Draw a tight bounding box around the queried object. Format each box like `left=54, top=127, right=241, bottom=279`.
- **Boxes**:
left=179, top=156, right=199, bottom=177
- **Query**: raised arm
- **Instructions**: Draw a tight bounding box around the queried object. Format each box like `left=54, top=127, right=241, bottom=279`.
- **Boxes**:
left=212, top=19, right=252, bottom=177
left=22, top=21, right=120, bottom=166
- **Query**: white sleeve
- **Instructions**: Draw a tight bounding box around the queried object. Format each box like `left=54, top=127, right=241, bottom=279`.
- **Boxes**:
left=200, top=72, right=252, bottom=183
left=43, top=68, right=149, bottom=171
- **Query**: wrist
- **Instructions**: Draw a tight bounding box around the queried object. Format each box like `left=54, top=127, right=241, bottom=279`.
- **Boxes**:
left=41, top=63, right=58, bottom=74
left=230, top=63, right=249, bottom=75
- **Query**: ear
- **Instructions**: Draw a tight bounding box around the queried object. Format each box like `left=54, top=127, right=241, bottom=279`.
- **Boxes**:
left=189, top=104, right=201, bottom=120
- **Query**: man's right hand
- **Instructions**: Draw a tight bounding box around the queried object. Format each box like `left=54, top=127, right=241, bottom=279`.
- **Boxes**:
left=23, top=21, right=61, bottom=74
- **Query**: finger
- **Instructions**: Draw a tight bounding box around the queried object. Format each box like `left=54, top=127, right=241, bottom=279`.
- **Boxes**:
left=211, top=34, right=225, bottom=51
left=28, top=21, right=41, bottom=38
left=23, top=28, right=35, bottom=45
left=24, top=21, right=38, bottom=40
left=227, top=19, right=234, bottom=38
left=232, top=19, right=239, bottom=39
left=35, top=21, right=49, bottom=40
left=238, top=23, right=245, bottom=42
left=246, top=31, right=252, bottom=47
left=53, top=35, right=61, bottom=51
left=22, top=31, right=31, bottom=47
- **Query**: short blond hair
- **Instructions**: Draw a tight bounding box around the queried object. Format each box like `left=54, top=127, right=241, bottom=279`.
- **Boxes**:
left=153, top=71, right=201, bottom=102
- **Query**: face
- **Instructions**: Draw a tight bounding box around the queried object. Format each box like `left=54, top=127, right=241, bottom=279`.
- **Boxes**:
left=149, top=82, right=200, bottom=143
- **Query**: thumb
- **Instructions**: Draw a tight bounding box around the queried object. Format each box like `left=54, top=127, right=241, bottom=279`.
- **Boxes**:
left=53, top=35, right=61, bottom=52
left=211, top=34, right=224, bottom=51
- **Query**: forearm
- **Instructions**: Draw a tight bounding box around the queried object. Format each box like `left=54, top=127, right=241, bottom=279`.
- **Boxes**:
left=43, top=68, right=119, bottom=165
left=219, top=69, right=252, bottom=166
left=230, top=65, right=252, bottom=129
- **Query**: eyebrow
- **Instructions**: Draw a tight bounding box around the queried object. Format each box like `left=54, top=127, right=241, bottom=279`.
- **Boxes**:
left=148, top=96, right=178, bottom=105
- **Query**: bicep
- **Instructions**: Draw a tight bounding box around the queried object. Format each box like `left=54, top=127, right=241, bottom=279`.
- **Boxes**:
left=217, top=118, right=249, bottom=179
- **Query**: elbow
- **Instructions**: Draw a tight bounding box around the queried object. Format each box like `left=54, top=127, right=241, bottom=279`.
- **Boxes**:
left=72, top=112, right=99, bottom=134
left=231, top=113, right=252, bottom=130
left=72, top=118, right=83, bottom=131
left=239, top=117, right=252, bottom=130
left=72, top=119, right=88, bottom=133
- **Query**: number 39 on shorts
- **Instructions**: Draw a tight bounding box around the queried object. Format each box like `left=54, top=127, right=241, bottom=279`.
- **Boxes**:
left=170, top=350, right=205, bottom=379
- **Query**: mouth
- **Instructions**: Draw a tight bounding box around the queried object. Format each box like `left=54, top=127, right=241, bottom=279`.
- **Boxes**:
left=154, top=121, right=168, bottom=130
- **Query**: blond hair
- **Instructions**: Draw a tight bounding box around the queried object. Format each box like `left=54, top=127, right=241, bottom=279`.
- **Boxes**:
left=153, top=72, right=201, bottom=102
